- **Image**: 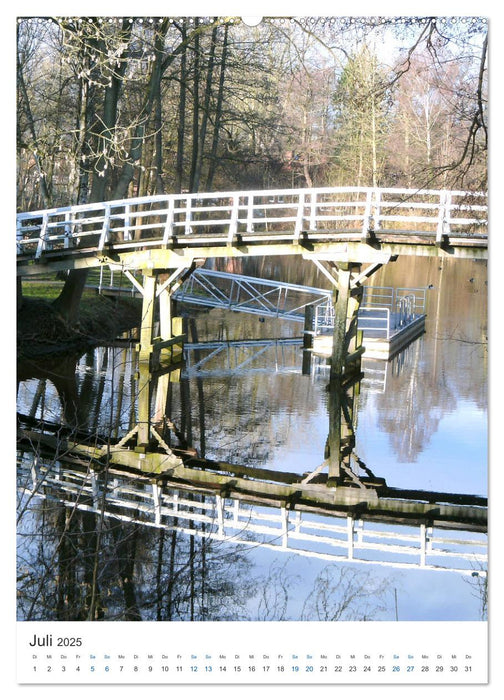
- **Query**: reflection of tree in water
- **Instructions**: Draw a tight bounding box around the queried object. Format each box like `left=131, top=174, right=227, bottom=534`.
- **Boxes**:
left=465, top=564, right=487, bottom=621
left=17, top=493, right=256, bottom=621
left=373, top=327, right=486, bottom=463
left=177, top=372, right=319, bottom=466
left=256, top=558, right=394, bottom=622
left=375, top=339, right=452, bottom=462
left=18, top=488, right=403, bottom=623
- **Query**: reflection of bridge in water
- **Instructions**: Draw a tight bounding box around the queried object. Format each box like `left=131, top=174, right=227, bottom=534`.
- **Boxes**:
left=16, top=452, right=487, bottom=578
left=91, top=266, right=428, bottom=361
left=17, top=342, right=487, bottom=578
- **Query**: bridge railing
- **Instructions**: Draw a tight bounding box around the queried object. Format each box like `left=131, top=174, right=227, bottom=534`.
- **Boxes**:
left=16, top=186, right=487, bottom=260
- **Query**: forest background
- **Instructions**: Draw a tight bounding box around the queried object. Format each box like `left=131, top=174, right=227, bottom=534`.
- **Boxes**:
left=17, top=15, right=487, bottom=211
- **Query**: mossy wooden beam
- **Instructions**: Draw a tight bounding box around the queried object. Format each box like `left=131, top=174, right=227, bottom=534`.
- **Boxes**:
left=16, top=234, right=488, bottom=278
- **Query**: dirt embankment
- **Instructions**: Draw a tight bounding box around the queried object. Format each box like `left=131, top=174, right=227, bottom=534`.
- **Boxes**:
left=17, top=295, right=141, bottom=359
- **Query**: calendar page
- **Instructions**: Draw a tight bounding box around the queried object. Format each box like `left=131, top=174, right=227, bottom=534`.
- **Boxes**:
left=13, top=1, right=492, bottom=692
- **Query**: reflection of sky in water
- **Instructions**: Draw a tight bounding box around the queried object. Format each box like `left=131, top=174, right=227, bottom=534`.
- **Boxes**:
left=245, top=548, right=483, bottom=622
left=234, top=356, right=487, bottom=499
left=236, top=358, right=486, bottom=622
left=357, top=392, right=487, bottom=497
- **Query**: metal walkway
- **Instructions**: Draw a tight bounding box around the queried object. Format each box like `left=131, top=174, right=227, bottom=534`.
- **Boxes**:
left=93, top=266, right=332, bottom=321
left=176, top=268, right=331, bottom=321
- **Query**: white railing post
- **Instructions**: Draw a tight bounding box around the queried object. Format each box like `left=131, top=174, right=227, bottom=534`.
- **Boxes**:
left=30, top=455, right=39, bottom=489
left=152, top=483, right=162, bottom=525
left=185, top=195, right=193, bottom=235
left=215, top=494, right=224, bottom=537
left=90, top=470, right=99, bottom=510
left=373, top=188, right=381, bottom=231
left=356, top=519, right=364, bottom=545
left=124, top=203, right=132, bottom=241
left=361, top=188, right=373, bottom=237
left=16, top=218, right=23, bottom=255
left=309, top=191, right=317, bottom=230
left=444, top=191, right=452, bottom=238
left=246, top=194, right=254, bottom=233
left=162, top=197, right=175, bottom=245
left=347, top=515, right=354, bottom=560
left=436, top=190, right=449, bottom=243
left=227, top=194, right=239, bottom=243
left=64, top=210, right=72, bottom=248
left=281, top=506, right=289, bottom=549
left=35, top=213, right=49, bottom=259
left=420, top=523, right=427, bottom=567
left=98, top=204, right=111, bottom=250
left=294, top=191, right=305, bottom=241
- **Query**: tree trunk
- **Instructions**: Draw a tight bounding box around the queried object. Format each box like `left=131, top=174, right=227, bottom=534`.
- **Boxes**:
left=205, top=24, right=229, bottom=190
left=175, top=22, right=188, bottom=193
left=52, top=22, right=132, bottom=326
left=113, top=20, right=170, bottom=200
left=154, top=85, right=164, bottom=194
left=189, top=21, right=200, bottom=191
left=192, top=23, right=218, bottom=193
left=51, top=269, right=89, bottom=324
left=17, top=49, right=52, bottom=208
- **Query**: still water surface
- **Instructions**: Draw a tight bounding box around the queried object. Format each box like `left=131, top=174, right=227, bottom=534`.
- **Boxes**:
left=16, top=256, right=487, bottom=622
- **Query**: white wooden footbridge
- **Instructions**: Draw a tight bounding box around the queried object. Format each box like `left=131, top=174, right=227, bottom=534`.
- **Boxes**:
left=17, top=186, right=487, bottom=289
left=16, top=186, right=488, bottom=528
left=17, top=185, right=487, bottom=363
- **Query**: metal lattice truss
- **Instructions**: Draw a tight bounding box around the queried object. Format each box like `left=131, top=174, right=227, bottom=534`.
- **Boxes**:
left=177, top=268, right=332, bottom=321
left=183, top=338, right=303, bottom=376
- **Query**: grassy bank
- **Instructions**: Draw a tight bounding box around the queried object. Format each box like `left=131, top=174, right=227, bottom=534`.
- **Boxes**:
left=18, top=279, right=142, bottom=358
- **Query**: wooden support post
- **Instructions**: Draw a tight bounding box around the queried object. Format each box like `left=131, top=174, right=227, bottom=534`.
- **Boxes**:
left=158, top=284, right=172, bottom=341
left=302, top=304, right=314, bottom=375
left=326, top=377, right=343, bottom=484
left=138, top=267, right=188, bottom=370
left=158, top=284, right=173, bottom=364
left=170, top=316, right=185, bottom=371
left=136, top=361, right=151, bottom=449
left=152, top=372, right=172, bottom=427
left=330, top=266, right=351, bottom=379
left=139, top=273, right=157, bottom=364
left=347, top=516, right=355, bottom=560
left=326, top=373, right=361, bottom=486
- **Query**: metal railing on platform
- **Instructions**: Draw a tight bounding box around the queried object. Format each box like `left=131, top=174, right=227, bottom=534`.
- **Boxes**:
left=314, top=287, right=427, bottom=341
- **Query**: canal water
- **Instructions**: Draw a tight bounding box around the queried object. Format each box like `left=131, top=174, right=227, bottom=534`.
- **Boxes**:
left=16, top=255, right=487, bottom=622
